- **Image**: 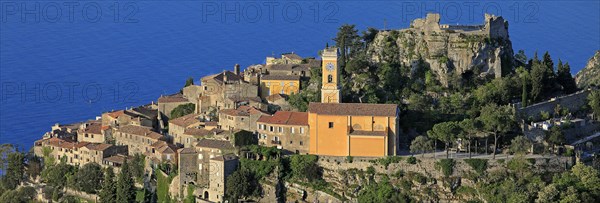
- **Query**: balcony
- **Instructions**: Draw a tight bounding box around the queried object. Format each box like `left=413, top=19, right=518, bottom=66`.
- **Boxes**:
left=271, top=140, right=281, bottom=145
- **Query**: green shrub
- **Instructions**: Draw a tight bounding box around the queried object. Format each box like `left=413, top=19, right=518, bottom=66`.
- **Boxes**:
left=406, top=171, right=427, bottom=184
left=464, top=159, right=488, bottom=174
left=346, top=156, right=353, bottom=163
left=406, top=156, right=417, bottom=165
left=374, top=156, right=403, bottom=169
left=435, top=159, right=455, bottom=177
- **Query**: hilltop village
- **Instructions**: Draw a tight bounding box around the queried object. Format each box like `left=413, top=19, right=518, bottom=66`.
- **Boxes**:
left=2, top=13, right=600, bottom=203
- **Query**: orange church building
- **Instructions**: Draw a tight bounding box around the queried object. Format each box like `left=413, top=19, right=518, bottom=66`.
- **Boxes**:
left=307, top=47, right=400, bottom=157
left=307, top=103, right=399, bottom=157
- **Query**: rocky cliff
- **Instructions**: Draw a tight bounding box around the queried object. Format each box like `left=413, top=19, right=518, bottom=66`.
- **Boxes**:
left=575, top=51, right=600, bottom=88
left=368, top=13, right=514, bottom=85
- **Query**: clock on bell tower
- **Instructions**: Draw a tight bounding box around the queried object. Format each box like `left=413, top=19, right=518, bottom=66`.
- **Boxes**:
left=321, top=47, right=341, bottom=103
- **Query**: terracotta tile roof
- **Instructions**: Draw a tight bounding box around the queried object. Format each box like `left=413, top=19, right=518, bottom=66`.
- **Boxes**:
left=151, top=140, right=179, bottom=154
left=203, top=71, right=244, bottom=83
left=220, top=106, right=268, bottom=117
left=261, top=75, right=301, bottom=81
left=158, top=94, right=189, bottom=103
left=178, top=147, right=197, bottom=154
left=130, top=106, right=158, bottom=119
left=83, top=122, right=102, bottom=134
left=117, top=125, right=163, bottom=140
left=107, top=110, right=125, bottom=119
left=44, top=137, right=89, bottom=149
left=184, top=128, right=224, bottom=137
left=266, top=64, right=311, bottom=72
left=101, top=125, right=110, bottom=131
left=282, top=53, right=302, bottom=60
left=169, top=113, right=201, bottom=127
left=104, top=154, right=130, bottom=164
left=84, top=143, right=113, bottom=151
left=257, top=111, right=308, bottom=126
left=308, top=102, right=398, bottom=117
left=266, top=94, right=287, bottom=102
left=196, top=139, right=234, bottom=150
left=204, top=121, right=218, bottom=126
left=210, top=154, right=238, bottom=161
left=349, top=130, right=387, bottom=136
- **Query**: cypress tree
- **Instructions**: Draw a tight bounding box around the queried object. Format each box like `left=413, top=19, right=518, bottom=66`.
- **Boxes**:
left=116, top=160, right=135, bottom=203
left=522, top=81, right=528, bottom=107
left=99, top=167, right=116, bottom=203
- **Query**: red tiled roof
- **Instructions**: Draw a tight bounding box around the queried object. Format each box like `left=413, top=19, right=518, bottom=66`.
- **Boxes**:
left=169, top=113, right=201, bottom=127
left=282, top=53, right=302, bottom=60
left=151, top=140, right=179, bottom=154
left=196, top=139, right=234, bottom=150
left=220, top=106, right=268, bottom=117
left=44, top=137, right=89, bottom=149
left=83, top=122, right=102, bottom=134
left=107, top=110, right=125, bottom=119
left=117, top=125, right=163, bottom=140
left=184, top=128, right=224, bottom=137
left=308, top=102, right=398, bottom=117
left=257, top=111, right=308, bottom=126
left=84, top=143, right=113, bottom=151
left=266, top=94, right=286, bottom=102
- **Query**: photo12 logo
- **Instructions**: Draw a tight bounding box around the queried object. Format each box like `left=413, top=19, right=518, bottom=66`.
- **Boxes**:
left=200, top=1, right=339, bottom=23
left=1, top=81, right=139, bottom=104
left=0, top=1, right=139, bottom=23
left=400, top=1, right=539, bottom=24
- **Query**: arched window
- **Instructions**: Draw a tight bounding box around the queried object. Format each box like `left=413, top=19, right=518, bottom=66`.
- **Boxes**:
left=327, top=75, right=333, bottom=83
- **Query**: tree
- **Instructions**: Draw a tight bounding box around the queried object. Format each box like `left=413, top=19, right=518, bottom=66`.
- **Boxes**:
left=515, top=50, right=527, bottom=64
left=589, top=90, right=600, bottom=121
left=0, top=186, right=36, bottom=203
left=530, top=61, right=545, bottom=102
left=226, top=169, right=259, bottom=202
left=26, top=155, right=42, bottom=180
left=516, top=66, right=530, bottom=107
left=428, top=121, right=460, bottom=159
left=289, top=155, right=321, bottom=182
left=459, top=118, right=479, bottom=158
left=410, top=136, right=433, bottom=157
left=547, top=126, right=565, bottom=153
left=170, top=103, right=195, bottom=119
left=334, top=24, right=361, bottom=68
left=41, top=160, right=75, bottom=188
left=556, top=60, right=577, bottom=94
left=184, top=77, right=194, bottom=88
left=1, top=151, right=24, bottom=190
left=478, top=104, right=515, bottom=159
left=100, top=167, right=117, bottom=203
left=510, top=136, right=531, bottom=155
left=116, top=160, right=135, bottom=203
left=75, top=162, right=103, bottom=194
left=130, top=153, right=145, bottom=182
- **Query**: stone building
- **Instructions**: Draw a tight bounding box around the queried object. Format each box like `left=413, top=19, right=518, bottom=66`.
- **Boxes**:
left=114, top=125, right=165, bottom=156
left=259, top=75, right=301, bottom=99
left=145, top=140, right=179, bottom=166
left=180, top=128, right=226, bottom=148
left=218, top=105, right=269, bottom=132
left=157, top=93, right=192, bottom=122
left=266, top=52, right=303, bottom=65
left=33, top=137, right=90, bottom=166
left=77, top=121, right=109, bottom=143
left=198, top=68, right=258, bottom=110
left=177, top=139, right=238, bottom=202
left=256, top=111, right=309, bottom=154
left=102, top=104, right=159, bottom=130
left=80, top=143, right=127, bottom=165
left=44, top=122, right=80, bottom=139
left=168, top=113, right=202, bottom=145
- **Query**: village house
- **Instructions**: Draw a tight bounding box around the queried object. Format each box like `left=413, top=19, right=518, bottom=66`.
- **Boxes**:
left=266, top=52, right=303, bottom=65
left=157, top=93, right=192, bottom=121
left=34, top=137, right=90, bottom=166
left=44, top=122, right=80, bottom=139
left=256, top=111, right=309, bottom=154
left=114, top=125, right=165, bottom=156
left=168, top=113, right=203, bottom=145
left=79, top=143, right=127, bottom=166
left=195, top=66, right=259, bottom=111
left=218, top=105, right=269, bottom=132
left=259, top=75, right=301, bottom=99
left=177, top=139, right=237, bottom=203
left=77, top=121, right=110, bottom=143
left=145, top=140, right=179, bottom=167
left=266, top=94, right=291, bottom=111
left=102, top=154, right=132, bottom=168
left=180, top=128, right=226, bottom=148
left=102, top=104, right=159, bottom=130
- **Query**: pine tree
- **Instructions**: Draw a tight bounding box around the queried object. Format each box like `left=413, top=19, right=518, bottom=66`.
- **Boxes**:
left=116, top=160, right=135, bottom=203
left=99, top=167, right=117, bottom=203
left=556, top=60, right=578, bottom=94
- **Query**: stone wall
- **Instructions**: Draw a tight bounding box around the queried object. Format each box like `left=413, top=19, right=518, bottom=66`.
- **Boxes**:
left=517, top=89, right=590, bottom=121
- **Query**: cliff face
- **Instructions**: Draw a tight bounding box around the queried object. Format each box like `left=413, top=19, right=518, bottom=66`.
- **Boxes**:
left=368, top=13, right=514, bottom=85
left=575, top=51, right=600, bottom=88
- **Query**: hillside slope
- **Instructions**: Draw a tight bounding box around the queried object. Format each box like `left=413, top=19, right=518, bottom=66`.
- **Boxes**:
left=576, top=51, right=600, bottom=88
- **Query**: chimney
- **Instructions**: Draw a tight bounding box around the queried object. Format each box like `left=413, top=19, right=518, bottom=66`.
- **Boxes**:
left=234, top=64, right=241, bottom=75
left=223, top=70, right=228, bottom=82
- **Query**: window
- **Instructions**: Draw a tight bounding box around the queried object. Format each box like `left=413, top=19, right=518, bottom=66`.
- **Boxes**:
left=300, top=127, right=304, bottom=134
left=278, top=127, right=282, bottom=133
left=269, top=126, right=274, bottom=132
left=328, top=122, right=334, bottom=128
left=85, top=134, right=88, bottom=138
left=328, top=75, right=333, bottom=83
left=199, top=163, right=203, bottom=170
left=291, top=127, right=295, bottom=134
left=91, top=134, right=94, bottom=138
left=300, top=141, right=303, bottom=145
left=166, top=154, right=171, bottom=160
left=290, top=141, right=293, bottom=144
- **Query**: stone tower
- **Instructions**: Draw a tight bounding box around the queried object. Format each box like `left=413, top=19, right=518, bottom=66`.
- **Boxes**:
left=321, top=47, right=341, bottom=103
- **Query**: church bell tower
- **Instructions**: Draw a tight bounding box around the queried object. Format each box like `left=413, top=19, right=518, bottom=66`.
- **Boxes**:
left=321, top=47, right=341, bottom=103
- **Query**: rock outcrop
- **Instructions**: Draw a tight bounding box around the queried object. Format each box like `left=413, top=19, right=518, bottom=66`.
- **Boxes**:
left=368, top=13, right=514, bottom=85
left=575, top=51, right=600, bottom=88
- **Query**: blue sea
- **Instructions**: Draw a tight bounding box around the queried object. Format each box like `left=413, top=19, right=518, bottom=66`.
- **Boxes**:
left=1, top=1, right=599, bottom=151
